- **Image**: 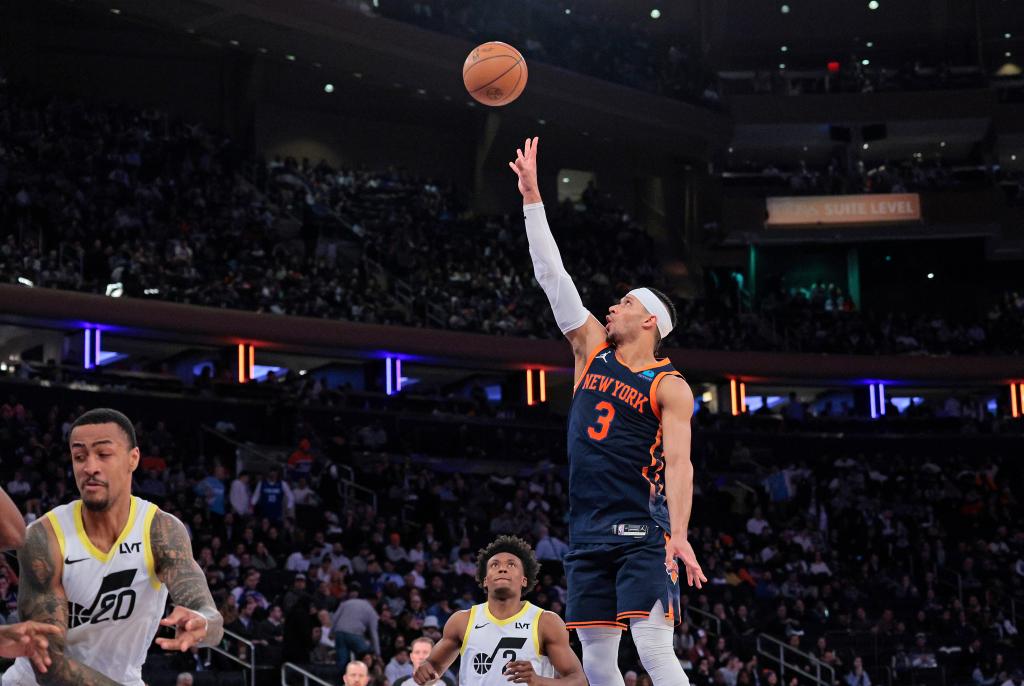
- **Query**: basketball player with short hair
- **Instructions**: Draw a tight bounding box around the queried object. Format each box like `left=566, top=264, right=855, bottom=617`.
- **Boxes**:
left=412, top=536, right=585, bottom=685
left=509, top=137, right=707, bottom=686
left=3, top=408, right=224, bottom=686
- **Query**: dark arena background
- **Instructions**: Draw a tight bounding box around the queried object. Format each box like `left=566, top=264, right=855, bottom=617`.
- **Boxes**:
left=0, top=1, right=1022, bottom=686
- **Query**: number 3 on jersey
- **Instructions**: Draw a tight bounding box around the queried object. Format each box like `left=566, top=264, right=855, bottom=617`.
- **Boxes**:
left=587, top=401, right=616, bottom=441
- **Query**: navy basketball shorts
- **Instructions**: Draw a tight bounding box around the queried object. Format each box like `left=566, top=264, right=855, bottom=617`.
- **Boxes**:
left=564, top=527, right=681, bottom=630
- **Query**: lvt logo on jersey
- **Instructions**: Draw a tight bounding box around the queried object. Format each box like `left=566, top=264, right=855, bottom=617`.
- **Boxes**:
left=68, top=569, right=138, bottom=629
left=119, top=541, right=142, bottom=554
left=472, top=637, right=528, bottom=674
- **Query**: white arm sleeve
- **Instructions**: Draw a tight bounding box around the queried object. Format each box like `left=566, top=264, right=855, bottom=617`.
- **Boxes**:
left=523, top=202, right=592, bottom=334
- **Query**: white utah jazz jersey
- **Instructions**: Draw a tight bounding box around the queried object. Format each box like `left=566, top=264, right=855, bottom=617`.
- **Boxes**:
left=3, top=496, right=169, bottom=686
left=459, top=602, right=554, bottom=686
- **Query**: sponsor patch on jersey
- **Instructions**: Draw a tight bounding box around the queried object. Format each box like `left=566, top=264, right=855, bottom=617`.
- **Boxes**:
left=612, top=524, right=648, bottom=537
left=638, top=370, right=657, bottom=379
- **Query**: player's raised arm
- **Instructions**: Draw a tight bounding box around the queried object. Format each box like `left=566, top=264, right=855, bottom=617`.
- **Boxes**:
left=413, top=610, right=468, bottom=684
left=503, top=610, right=587, bottom=685
left=658, top=376, right=707, bottom=591
left=17, top=520, right=121, bottom=685
left=509, top=137, right=607, bottom=366
left=150, top=510, right=225, bottom=651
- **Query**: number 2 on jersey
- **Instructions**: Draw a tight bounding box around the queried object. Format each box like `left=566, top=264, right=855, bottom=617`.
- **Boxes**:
left=587, top=401, right=616, bottom=441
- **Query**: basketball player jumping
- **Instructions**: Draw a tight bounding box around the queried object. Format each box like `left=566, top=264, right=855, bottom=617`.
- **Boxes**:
left=509, top=137, right=707, bottom=686
left=3, top=408, right=224, bottom=686
left=412, top=535, right=585, bottom=686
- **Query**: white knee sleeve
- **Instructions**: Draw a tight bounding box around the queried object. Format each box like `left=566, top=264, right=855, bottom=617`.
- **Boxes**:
left=631, top=602, right=689, bottom=686
left=578, top=627, right=625, bottom=686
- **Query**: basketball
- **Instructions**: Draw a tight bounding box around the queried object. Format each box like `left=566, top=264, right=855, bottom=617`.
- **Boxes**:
left=463, top=41, right=528, bottom=106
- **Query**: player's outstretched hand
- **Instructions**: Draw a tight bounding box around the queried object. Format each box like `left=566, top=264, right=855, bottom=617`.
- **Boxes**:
left=413, top=662, right=441, bottom=685
left=504, top=660, right=540, bottom=684
left=0, top=621, right=61, bottom=673
left=508, top=136, right=540, bottom=202
left=666, top=537, right=708, bottom=590
left=156, top=606, right=209, bottom=652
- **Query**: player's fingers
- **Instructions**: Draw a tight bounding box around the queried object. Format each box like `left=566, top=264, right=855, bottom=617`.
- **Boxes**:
left=509, top=161, right=521, bottom=175
left=155, top=637, right=182, bottom=651
left=524, top=137, right=531, bottom=154
left=531, top=137, right=539, bottom=157
left=516, top=148, right=524, bottom=161
left=30, top=651, right=49, bottom=674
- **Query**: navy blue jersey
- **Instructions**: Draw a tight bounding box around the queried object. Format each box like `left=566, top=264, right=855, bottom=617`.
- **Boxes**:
left=567, top=345, right=683, bottom=544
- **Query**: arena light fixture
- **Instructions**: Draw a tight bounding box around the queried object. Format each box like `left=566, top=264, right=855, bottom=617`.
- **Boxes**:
left=229, top=39, right=239, bottom=47
left=1012, top=383, right=1019, bottom=418
left=940, top=141, right=946, bottom=147
left=650, top=9, right=661, bottom=19
left=781, top=45, right=789, bottom=53
left=730, top=380, right=738, bottom=416
left=779, top=63, right=786, bottom=69
left=1006, top=52, right=1013, bottom=58
left=781, top=4, right=790, bottom=14
left=258, top=47, right=268, bottom=54
left=110, top=7, right=121, bottom=14
left=16, top=277, right=33, bottom=287
left=1006, top=33, right=1012, bottom=39
left=869, top=384, right=877, bottom=419
left=863, top=143, right=870, bottom=150
left=562, top=177, right=571, bottom=183
left=868, top=1, right=879, bottom=9
left=324, top=83, right=334, bottom=93
left=285, top=54, right=296, bottom=61
left=1013, top=154, right=1018, bottom=161
left=565, top=8, right=571, bottom=14
left=927, top=272, right=935, bottom=279
left=862, top=58, right=871, bottom=65
left=866, top=41, right=874, bottom=48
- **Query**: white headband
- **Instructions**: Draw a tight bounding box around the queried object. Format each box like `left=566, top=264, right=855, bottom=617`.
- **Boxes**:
left=627, top=288, right=674, bottom=339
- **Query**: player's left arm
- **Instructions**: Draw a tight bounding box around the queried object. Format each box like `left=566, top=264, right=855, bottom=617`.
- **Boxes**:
left=659, top=376, right=708, bottom=590
left=150, top=510, right=224, bottom=650
left=503, top=611, right=586, bottom=685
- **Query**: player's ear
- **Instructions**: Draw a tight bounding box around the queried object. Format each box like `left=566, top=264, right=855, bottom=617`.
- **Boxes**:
left=128, top=446, right=140, bottom=472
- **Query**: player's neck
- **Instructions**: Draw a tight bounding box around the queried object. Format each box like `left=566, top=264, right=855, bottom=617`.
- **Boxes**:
left=80, top=494, right=132, bottom=551
left=614, top=339, right=657, bottom=370
left=486, top=595, right=526, bottom=620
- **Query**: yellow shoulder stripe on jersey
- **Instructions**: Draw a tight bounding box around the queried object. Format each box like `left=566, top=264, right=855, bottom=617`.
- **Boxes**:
left=484, top=600, right=532, bottom=627
left=74, top=496, right=138, bottom=563
left=532, top=607, right=543, bottom=656
left=143, top=504, right=162, bottom=590
left=45, top=511, right=66, bottom=561
left=460, top=606, right=478, bottom=656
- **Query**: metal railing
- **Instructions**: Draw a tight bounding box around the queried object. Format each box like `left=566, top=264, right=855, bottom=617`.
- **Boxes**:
left=756, top=633, right=835, bottom=686
left=281, top=662, right=335, bottom=686
left=205, top=628, right=256, bottom=686
left=686, top=605, right=723, bottom=636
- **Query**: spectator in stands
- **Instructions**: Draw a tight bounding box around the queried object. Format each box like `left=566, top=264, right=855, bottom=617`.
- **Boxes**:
left=229, top=471, right=253, bottom=517
left=251, top=467, right=294, bottom=524
left=534, top=525, right=568, bottom=561
left=330, top=588, right=381, bottom=671
left=195, top=463, right=227, bottom=519
left=287, top=438, right=315, bottom=480
left=384, top=647, right=413, bottom=684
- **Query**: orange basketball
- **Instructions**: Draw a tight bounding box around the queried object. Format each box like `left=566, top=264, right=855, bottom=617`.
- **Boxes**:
left=463, top=42, right=528, bottom=107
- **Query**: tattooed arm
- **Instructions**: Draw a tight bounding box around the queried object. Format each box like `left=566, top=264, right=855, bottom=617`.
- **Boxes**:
left=18, top=519, right=121, bottom=685
left=150, top=510, right=224, bottom=650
